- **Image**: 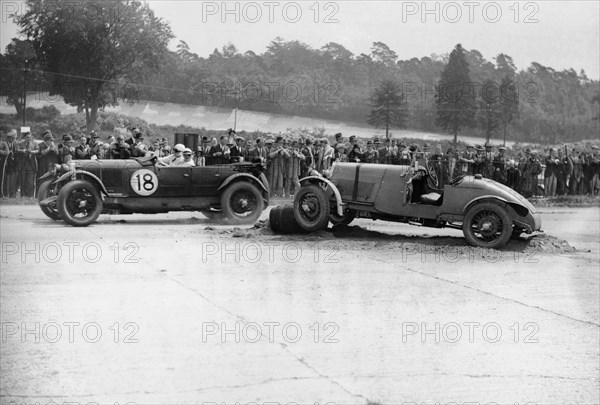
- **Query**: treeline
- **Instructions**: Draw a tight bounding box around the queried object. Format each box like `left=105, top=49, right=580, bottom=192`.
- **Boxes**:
left=140, top=39, right=599, bottom=143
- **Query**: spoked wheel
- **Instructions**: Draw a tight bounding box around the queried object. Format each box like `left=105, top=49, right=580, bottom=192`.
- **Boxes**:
left=462, top=202, right=512, bottom=249
left=57, top=180, right=103, bottom=227
left=221, top=182, right=264, bottom=224
left=293, top=184, right=329, bottom=232
left=37, top=179, right=61, bottom=221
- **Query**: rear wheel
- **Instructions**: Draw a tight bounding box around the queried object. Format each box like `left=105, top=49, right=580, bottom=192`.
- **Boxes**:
left=57, top=180, right=103, bottom=227
left=221, top=181, right=264, bottom=224
left=293, top=184, right=330, bottom=232
left=37, top=179, right=61, bottom=221
left=329, top=209, right=355, bottom=226
left=462, top=202, right=512, bottom=249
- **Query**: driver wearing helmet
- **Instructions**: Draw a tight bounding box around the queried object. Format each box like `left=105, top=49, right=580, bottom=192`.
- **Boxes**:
left=157, top=143, right=186, bottom=166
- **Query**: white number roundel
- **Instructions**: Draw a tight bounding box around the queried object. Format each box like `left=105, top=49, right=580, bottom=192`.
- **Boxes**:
left=130, top=169, right=159, bottom=196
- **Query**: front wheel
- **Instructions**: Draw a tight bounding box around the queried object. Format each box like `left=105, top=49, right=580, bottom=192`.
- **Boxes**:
left=57, top=180, right=103, bottom=227
left=462, top=202, right=512, bottom=249
left=221, top=181, right=264, bottom=224
left=293, top=184, right=330, bottom=232
left=37, top=179, right=61, bottom=221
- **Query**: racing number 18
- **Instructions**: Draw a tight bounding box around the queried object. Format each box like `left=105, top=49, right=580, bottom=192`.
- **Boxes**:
left=134, top=172, right=155, bottom=192
left=130, top=169, right=158, bottom=196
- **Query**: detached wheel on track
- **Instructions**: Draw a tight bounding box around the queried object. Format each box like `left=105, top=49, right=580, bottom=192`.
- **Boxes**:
left=462, top=202, right=512, bottom=249
left=221, top=181, right=264, bottom=224
left=293, top=184, right=330, bottom=232
left=57, top=180, right=103, bottom=227
left=37, top=179, right=61, bottom=221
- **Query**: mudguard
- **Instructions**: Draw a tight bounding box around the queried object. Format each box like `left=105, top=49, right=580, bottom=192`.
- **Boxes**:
left=53, top=170, right=109, bottom=195
left=218, top=173, right=269, bottom=195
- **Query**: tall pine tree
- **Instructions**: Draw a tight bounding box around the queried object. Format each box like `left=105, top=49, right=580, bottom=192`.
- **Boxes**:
left=435, top=44, right=477, bottom=144
left=367, top=80, right=408, bottom=139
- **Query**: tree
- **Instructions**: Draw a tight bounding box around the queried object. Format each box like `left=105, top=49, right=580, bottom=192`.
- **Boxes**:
left=17, top=0, right=173, bottom=131
left=367, top=80, right=408, bottom=138
left=0, top=39, right=41, bottom=118
left=477, top=79, right=502, bottom=142
left=370, top=42, right=397, bottom=67
left=499, top=75, right=520, bottom=145
left=435, top=44, right=477, bottom=144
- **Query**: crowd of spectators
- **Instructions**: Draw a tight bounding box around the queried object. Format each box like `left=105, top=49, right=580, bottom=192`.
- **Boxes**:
left=1, top=127, right=599, bottom=199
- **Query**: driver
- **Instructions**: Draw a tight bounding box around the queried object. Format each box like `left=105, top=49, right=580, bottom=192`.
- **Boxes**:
left=157, top=143, right=185, bottom=166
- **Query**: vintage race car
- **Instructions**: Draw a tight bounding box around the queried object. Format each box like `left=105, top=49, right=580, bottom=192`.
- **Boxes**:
left=37, top=157, right=269, bottom=226
left=292, top=162, right=542, bottom=249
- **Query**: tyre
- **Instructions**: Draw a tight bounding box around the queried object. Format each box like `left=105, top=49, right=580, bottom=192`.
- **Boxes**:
left=56, top=180, right=103, bottom=227
left=201, top=209, right=223, bottom=220
left=270, top=203, right=303, bottom=234
left=37, top=179, right=61, bottom=221
left=293, top=184, right=330, bottom=232
left=329, top=209, right=355, bottom=226
left=462, top=202, right=512, bottom=249
left=221, top=181, right=264, bottom=224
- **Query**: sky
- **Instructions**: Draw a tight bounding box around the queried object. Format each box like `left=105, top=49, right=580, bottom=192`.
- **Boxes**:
left=1, top=0, right=599, bottom=78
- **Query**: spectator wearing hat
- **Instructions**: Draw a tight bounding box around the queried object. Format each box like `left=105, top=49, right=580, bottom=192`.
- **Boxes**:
left=482, top=143, right=495, bottom=178
left=459, top=144, right=476, bottom=175
left=88, top=131, right=103, bottom=159
left=109, top=135, right=132, bottom=160
left=521, top=150, right=542, bottom=197
left=1, top=130, right=19, bottom=197
left=195, top=136, right=211, bottom=166
left=57, top=134, right=76, bottom=164
left=378, top=138, right=395, bottom=165
left=284, top=140, right=305, bottom=198
left=347, top=144, right=363, bottom=163
left=130, top=132, right=148, bottom=158
left=471, top=144, right=486, bottom=176
left=74, top=134, right=92, bottom=160
left=268, top=136, right=289, bottom=197
left=333, top=133, right=343, bottom=151
left=589, top=146, right=600, bottom=195
left=506, top=159, right=522, bottom=191
left=543, top=148, right=559, bottom=197
left=300, top=138, right=315, bottom=177
left=317, top=138, right=334, bottom=172
left=362, top=140, right=379, bottom=164
left=397, top=141, right=411, bottom=166
left=16, top=130, right=39, bottom=197
left=493, top=146, right=508, bottom=184
left=554, top=148, right=570, bottom=196
left=444, top=146, right=458, bottom=181
left=346, top=135, right=359, bottom=157
left=37, top=130, right=59, bottom=178
left=210, top=136, right=230, bottom=165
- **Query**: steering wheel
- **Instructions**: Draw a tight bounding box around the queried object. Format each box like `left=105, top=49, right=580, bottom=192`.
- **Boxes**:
left=426, top=161, right=439, bottom=187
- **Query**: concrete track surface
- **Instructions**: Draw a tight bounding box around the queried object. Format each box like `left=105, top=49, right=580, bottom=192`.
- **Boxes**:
left=1, top=204, right=598, bottom=405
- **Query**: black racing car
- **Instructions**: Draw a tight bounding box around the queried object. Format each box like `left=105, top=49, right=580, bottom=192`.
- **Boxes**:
left=37, top=157, right=269, bottom=226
